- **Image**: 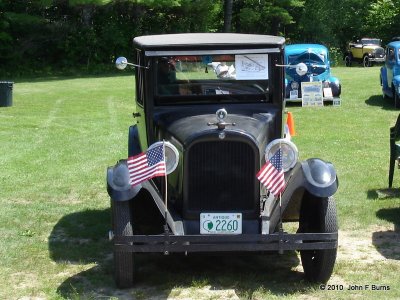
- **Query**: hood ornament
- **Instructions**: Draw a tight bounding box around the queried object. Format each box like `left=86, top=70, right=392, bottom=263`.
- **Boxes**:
left=207, top=108, right=236, bottom=130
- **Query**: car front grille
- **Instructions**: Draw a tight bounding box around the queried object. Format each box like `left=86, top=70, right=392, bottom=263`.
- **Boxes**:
left=374, top=48, right=385, bottom=57
left=184, top=139, right=258, bottom=216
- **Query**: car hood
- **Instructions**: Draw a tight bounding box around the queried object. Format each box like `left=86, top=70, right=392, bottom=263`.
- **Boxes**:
left=164, top=113, right=274, bottom=147
left=285, top=51, right=329, bottom=82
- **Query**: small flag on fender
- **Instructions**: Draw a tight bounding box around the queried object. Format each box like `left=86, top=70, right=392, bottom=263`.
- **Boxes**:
left=127, top=143, right=166, bottom=187
left=256, top=148, right=285, bottom=197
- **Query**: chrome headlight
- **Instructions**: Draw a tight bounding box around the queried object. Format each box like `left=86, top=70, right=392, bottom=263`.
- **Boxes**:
left=290, top=81, right=299, bottom=90
left=264, top=139, right=298, bottom=172
left=148, top=141, right=179, bottom=175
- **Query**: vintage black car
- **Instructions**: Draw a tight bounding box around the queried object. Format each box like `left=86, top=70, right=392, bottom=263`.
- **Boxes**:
left=107, top=33, right=339, bottom=288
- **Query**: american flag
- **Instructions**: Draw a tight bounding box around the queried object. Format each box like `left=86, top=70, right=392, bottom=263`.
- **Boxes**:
left=127, top=143, right=166, bottom=187
left=256, top=148, right=285, bottom=197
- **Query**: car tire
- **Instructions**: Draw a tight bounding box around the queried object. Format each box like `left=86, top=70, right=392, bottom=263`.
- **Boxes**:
left=394, top=89, right=400, bottom=109
left=344, top=55, right=352, bottom=67
left=383, top=89, right=388, bottom=99
left=381, top=76, right=388, bottom=99
left=363, top=56, right=371, bottom=67
left=112, top=200, right=135, bottom=288
left=299, top=195, right=338, bottom=283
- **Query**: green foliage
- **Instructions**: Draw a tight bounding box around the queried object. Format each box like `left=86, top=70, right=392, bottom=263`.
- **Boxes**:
left=235, top=0, right=304, bottom=35
left=364, top=0, right=400, bottom=43
left=329, top=47, right=343, bottom=66
left=1, top=0, right=400, bottom=77
left=0, top=0, right=221, bottom=77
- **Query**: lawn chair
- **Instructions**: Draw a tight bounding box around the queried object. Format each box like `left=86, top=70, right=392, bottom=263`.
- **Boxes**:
left=389, top=113, right=400, bottom=187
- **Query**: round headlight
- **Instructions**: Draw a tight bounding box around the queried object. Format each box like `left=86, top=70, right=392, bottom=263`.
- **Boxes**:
left=148, top=141, right=179, bottom=175
left=290, top=81, right=299, bottom=90
left=265, top=139, right=298, bottom=172
left=295, top=63, right=308, bottom=76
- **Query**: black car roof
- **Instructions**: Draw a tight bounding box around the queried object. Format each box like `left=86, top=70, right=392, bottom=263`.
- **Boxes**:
left=133, top=33, right=285, bottom=50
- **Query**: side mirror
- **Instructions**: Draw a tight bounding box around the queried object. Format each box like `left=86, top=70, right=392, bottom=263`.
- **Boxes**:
left=115, top=57, right=128, bottom=70
left=115, top=56, right=149, bottom=70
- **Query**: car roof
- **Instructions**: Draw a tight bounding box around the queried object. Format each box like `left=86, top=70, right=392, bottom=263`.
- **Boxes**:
left=133, top=33, right=285, bottom=50
left=387, top=41, right=400, bottom=48
left=285, top=44, right=328, bottom=56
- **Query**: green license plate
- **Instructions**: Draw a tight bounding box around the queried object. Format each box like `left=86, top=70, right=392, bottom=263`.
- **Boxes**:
left=200, top=213, right=242, bottom=234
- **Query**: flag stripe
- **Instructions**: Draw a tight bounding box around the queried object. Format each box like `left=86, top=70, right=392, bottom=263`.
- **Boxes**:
left=256, top=148, right=286, bottom=197
left=127, top=143, right=166, bottom=187
left=129, top=165, right=166, bottom=182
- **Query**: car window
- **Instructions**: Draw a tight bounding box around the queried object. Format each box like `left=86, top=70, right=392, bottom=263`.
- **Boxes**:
left=361, top=39, right=381, bottom=46
left=388, top=48, right=395, bottom=62
left=155, top=54, right=270, bottom=105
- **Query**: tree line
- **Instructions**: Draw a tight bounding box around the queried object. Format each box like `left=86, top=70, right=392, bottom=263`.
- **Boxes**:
left=1, top=0, right=399, bottom=77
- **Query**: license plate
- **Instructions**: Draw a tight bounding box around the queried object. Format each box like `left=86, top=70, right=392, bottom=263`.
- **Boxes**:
left=290, top=90, right=298, bottom=99
left=200, top=213, right=242, bottom=234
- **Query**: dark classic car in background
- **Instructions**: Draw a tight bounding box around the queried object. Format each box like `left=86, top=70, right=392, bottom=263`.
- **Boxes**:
left=344, top=38, right=385, bottom=67
left=107, top=33, right=339, bottom=288
left=381, top=40, right=400, bottom=108
left=284, top=44, right=341, bottom=104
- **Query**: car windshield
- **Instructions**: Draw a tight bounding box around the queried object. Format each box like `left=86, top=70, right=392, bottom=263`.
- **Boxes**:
left=361, top=39, right=381, bottom=46
left=155, top=54, right=270, bottom=105
left=287, top=51, right=327, bottom=76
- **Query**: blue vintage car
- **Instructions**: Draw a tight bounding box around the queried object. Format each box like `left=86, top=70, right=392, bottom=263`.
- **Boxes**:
left=284, top=44, right=341, bottom=104
left=381, top=41, right=400, bottom=108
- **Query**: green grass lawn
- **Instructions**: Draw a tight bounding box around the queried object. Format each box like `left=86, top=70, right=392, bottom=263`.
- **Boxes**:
left=0, top=67, right=399, bottom=299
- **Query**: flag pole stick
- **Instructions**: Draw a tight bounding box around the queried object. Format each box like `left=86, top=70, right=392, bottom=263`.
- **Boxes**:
left=278, top=192, right=283, bottom=254
left=278, top=141, right=284, bottom=254
left=162, top=140, right=169, bottom=235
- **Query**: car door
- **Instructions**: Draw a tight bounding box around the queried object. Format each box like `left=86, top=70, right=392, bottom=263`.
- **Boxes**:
left=352, top=43, right=363, bottom=59
left=386, top=47, right=396, bottom=89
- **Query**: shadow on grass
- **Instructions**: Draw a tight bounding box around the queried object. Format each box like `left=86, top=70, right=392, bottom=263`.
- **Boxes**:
left=372, top=207, right=400, bottom=260
left=365, top=94, right=397, bottom=110
left=367, top=188, right=400, bottom=200
left=50, top=209, right=318, bottom=299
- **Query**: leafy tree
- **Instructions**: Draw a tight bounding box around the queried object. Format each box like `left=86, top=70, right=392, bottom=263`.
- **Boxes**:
left=364, top=0, right=400, bottom=43
left=231, top=0, right=304, bottom=35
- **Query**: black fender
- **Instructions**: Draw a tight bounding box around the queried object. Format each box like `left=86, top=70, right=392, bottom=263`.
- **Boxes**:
left=107, top=124, right=142, bottom=202
left=300, top=158, right=338, bottom=197
left=128, top=125, right=142, bottom=157
left=107, top=160, right=142, bottom=201
left=270, top=159, right=338, bottom=232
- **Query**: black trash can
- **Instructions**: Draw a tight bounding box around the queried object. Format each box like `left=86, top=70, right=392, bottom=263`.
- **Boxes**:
left=0, top=81, right=13, bottom=107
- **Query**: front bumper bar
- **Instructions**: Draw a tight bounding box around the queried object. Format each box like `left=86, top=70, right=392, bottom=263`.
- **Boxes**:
left=114, top=232, right=338, bottom=253
left=285, top=97, right=341, bottom=105
left=369, top=57, right=385, bottom=63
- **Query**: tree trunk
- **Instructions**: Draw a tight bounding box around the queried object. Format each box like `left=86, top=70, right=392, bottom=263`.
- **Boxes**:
left=223, top=0, right=233, bottom=33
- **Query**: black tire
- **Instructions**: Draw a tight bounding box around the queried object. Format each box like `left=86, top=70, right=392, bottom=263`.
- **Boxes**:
left=363, top=55, right=371, bottom=67
left=112, top=200, right=135, bottom=288
left=299, top=196, right=338, bottom=283
left=383, top=89, right=388, bottom=100
left=344, top=55, right=352, bottom=67
left=394, top=87, right=400, bottom=109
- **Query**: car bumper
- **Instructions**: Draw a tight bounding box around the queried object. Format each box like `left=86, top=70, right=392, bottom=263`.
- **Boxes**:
left=113, top=232, right=338, bottom=253
left=369, top=57, right=385, bottom=63
left=285, top=96, right=341, bottom=105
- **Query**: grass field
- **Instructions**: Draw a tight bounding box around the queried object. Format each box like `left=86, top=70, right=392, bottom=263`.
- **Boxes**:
left=0, top=67, right=399, bottom=299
